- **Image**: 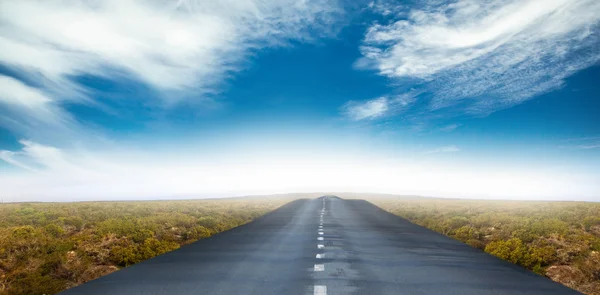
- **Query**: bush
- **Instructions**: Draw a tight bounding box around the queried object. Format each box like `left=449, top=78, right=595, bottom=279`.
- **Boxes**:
left=131, top=229, right=154, bottom=243
left=9, top=272, right=68, bottom=295
left=109, top=242, right=140, bottom=267
left=63, top=216, right=84, bottom=231
left=453, top=225, right=478, bottom=242
left=11, top=226, right=36, bottom=239
left=185, top=226, right=212, bottom=241
left=485, top=238, right=527, bottom=265
left=45, top=224, right=64, bottom=238
left=583, top=216, right=600, bottom=231
left=139, top=238, right=179, bottom=260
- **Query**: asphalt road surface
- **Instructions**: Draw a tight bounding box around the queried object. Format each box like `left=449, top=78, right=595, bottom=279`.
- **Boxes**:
left=61, top=196, right=580, bottom=295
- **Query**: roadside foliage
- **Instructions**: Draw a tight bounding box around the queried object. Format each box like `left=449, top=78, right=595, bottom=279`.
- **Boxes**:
left=369, top=197, right=600, bottom=295
left=0, top=198, right=291, bottom=295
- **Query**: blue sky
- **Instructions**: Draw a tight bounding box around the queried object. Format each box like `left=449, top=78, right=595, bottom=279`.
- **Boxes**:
left=0, top=0, right=599, bottom=201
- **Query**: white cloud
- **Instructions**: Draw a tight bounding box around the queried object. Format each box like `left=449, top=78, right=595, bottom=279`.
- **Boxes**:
left=577, top=144, right=600, bottom=149
left=7, top=140, right=71, bottom=170
left=0, top=76, right=52, bottom=108
left=0, top=151, right=38, bottom=172
left=558, top=136, right=600, bottom=150
left=439, top=123, right=460, bottom=132
left=342, top=97, right=389, bottom=120
left=0, top=0, right=342, bottom=147
left=341, top=92, right=418, bottom=120
left=0, top=76, right=84, bottom=141
left=424, top=145, right=461, bottom=154
left=362, top=0, right=600, bottom=115
left=367, top=0, right=406, bottom=17
left=0, top=0, right=343, bottom=146
left=0, top=0, right=340, bottom=97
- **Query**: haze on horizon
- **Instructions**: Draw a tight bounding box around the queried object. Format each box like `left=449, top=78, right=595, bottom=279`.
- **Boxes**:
left=1, top=0, right=599, bottom=202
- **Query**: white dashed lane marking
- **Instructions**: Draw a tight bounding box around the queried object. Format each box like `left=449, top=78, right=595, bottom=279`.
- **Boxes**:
left=315, top=199, right=328, bottom=294
left=314, top=285, right=327, bottom=295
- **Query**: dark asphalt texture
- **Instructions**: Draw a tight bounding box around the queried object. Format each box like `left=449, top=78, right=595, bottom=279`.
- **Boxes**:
left=61, top=196, right=580, bottom=295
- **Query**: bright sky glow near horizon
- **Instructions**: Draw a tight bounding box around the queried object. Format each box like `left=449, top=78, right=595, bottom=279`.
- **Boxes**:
left=0, top=0, right=599, bottom=202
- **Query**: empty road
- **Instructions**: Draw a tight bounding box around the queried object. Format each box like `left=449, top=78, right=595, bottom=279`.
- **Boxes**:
left=61, top=196, right=580, bottom=295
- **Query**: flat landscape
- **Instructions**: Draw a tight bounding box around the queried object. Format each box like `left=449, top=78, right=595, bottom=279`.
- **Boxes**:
left=1, top=194, right=599, bottom=295
left=1, top=1, right=598, bottom=295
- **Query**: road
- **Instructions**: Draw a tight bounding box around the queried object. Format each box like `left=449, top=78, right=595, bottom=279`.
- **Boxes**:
left=61, top=196, right=580, bottom=295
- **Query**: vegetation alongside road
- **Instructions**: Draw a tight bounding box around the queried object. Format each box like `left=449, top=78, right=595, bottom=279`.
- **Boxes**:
left=3, top=194, right=598, bottom=294
left=0, top=197, right=293, bottom=295
left=368, top=197, right=600, bottom=295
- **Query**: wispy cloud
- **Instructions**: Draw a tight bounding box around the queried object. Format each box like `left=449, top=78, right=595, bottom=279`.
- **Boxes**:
left=576, top=144, right=600, bottom=150
left=342, top=97, right=389, bottom=120
left=0, top=151, right=39, bottom=172
left=424, top=145, right=461, bottom=154
left=1, top=0, right=340, bottom=94
left=0, top=140, right=101, bottom=175
left=558, top=135, right=600, bottom=150
left=360, top=0, right=600, bottom=116
left=0, top=0, right=341, bottom=143
left=341, top=92, right=417, bottom=120
left=0, top=76, right=86, bottom=142
left=439, top=123, right=460, bottom=132
left=366, top=0, right=406, bottom=17
left=562, top=136, right=600, bottom=143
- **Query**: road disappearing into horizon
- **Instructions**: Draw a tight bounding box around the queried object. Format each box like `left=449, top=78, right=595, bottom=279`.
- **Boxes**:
left=61, top=196, right=580, bottom=295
